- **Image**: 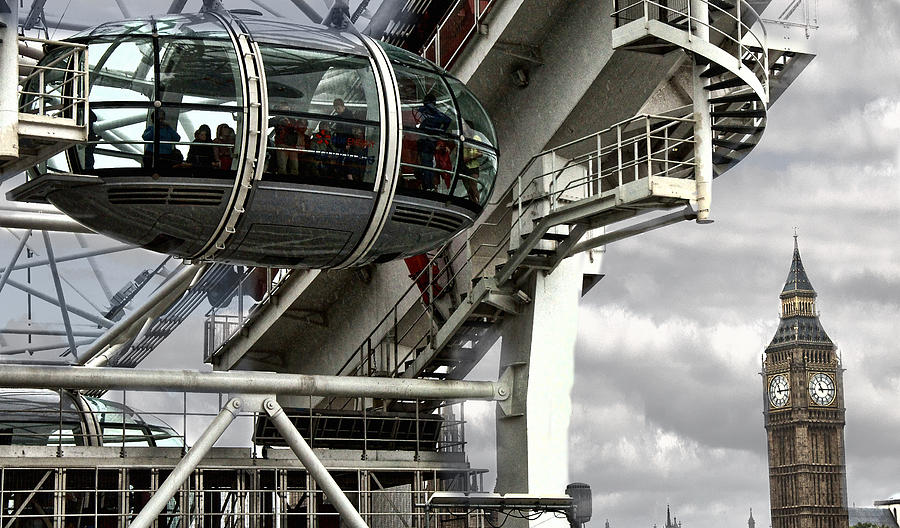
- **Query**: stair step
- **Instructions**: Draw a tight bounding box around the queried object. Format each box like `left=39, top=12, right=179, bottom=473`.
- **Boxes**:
left=771, top=62, right=785, bottom=72
left=713, top=139, right=755, bottom=151
left=705, top=77, right=745, bottom=91
left=711, top=124, right=764, bottom=135
left=711, top=109, right=766, bottom=118
left=702, top=63, right=728, bottom=78
left=709, top=93, right=759, bottom=104
left=713, top=152, right=737, bottom=165
left=746, top=45, right=765, bottom=54
left=529, top=248, right=557, bottom=257
left=710, top=0, right=736, bottom=9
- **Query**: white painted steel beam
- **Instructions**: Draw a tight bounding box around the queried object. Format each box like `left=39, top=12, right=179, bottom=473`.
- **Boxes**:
left=264, top=398, right=368, bottom=528
left=129, top=398, right=241, bottom=528
left=77, top=264, right=203, bottom=365
left=0, top=211, right=93, bottom=233
left=0, top=0, right=18, bottom=159
left=0, top=365, right=508, bottom=401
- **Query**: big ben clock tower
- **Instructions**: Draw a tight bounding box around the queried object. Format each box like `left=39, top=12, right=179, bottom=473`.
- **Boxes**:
left=763, top=236, right=849, bottom=528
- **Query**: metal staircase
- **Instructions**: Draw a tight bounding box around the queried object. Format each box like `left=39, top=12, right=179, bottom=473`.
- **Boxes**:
left=204, top=0, right=802, bottom=415
left=1, top=37, right=89, bottom=181
left=321, top=113, right=701, bottom=412
left=322, top=0, right=781, bottom=411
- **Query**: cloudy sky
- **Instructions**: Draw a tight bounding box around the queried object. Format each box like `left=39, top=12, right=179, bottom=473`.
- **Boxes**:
left=1, top=1, right=898, bottom=528
left=564, top=2, right=900, bottom=527
left=467, top=2, right=900, bottom=528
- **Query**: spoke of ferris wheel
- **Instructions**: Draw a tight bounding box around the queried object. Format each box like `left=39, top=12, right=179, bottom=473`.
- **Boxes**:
left=167, top=0, right=189, bottom=14
left=6, top=228, right=114, bottom=316
left=4, top=277, right=115, bottom=328
left=0, top=229, right=31, bottom=297
left=287, top=0, right=325, bottom=23
left=74, top=233, right=115, bottom=301
left=42, top=231, right=78, bottom=357
left=248, top=0, right=286, bottom=18
left=113, top=0, right=133, bottom=18
left=0, top=243, right=136, bottom=275
left=0, top=338, right=95, bottom=357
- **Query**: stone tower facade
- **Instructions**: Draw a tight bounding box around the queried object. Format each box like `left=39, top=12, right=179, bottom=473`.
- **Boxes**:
left=763, top=237, right=849, bottom=528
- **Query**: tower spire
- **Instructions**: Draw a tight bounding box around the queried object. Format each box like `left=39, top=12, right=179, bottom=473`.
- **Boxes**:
left=783, top=234, right=815, bottom=295
left=770, top=235, right=832, bottom=345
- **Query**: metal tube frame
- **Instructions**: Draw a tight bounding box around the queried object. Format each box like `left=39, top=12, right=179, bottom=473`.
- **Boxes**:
left=0, top=364, right=508, bottom=402
left=263, top=398, right=368, bottom=528
left=128, top=398, right=241, bottom=528
left=42, top=231, right=78, bottom=355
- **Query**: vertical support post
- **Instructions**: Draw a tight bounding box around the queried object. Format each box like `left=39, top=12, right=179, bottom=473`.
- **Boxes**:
left=129, top=398, right=242, bottom=528
left=691, top=0, right=713, bottom=223
left=262, top=398, right=368, bottom=528
left=0, top=2, right=19, bottom=160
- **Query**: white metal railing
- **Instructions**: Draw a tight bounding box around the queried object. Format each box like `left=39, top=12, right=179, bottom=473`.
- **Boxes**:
left=330, top=114, right=697, bottom=387
left=203, top=267, right=292, bottom=361
left=17, top=36, right=89, bottom=127
left=0, top=387, right=467, bottom=457
left=612, top=0, right=769, bottom=98
left=422, top=0, right=496, bottom=68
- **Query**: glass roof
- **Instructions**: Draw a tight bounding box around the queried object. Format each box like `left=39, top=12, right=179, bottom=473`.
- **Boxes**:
left=20, top=0, right=389, bottom=40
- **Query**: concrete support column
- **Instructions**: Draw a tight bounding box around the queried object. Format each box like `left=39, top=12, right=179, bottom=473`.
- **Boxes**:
left=495, top=254, right=586, bottom=528
left=0, top=0, right=20, bottom=159
left=690, top=0, right=713, bottom=222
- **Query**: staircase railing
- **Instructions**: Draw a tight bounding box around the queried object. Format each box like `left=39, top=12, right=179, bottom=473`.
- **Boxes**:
left=612, top=0, right=769, bottom=97
left=422, top=0, right=497, bottom=69
left=329, top=114, right=696, bottom=389
left=203, top=267, right=292, bottom=361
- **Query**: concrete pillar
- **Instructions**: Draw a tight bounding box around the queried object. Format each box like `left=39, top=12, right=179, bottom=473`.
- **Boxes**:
left=691, top=0, right=712, bottom=222
left=495, top=253, right=586, bottom=528
left=0, top=0, right=19, bottom=159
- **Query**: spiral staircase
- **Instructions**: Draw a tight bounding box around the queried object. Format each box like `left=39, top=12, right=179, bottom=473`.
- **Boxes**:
left=314, top=0, right=802, bottom=412
left=199, top=2, right=818, bottom=456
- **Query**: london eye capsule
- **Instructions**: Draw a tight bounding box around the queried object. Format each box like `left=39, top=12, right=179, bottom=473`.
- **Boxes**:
left=10, top=12, right=498, bottom=268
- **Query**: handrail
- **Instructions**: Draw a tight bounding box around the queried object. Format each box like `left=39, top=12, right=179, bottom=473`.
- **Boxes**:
left=17, top=36, right=89, bottom=126
left=328, top=114, right=697, bottom=390
left=422, top=0, right=497, bottom=69
left=612, top=0, right=768, bottom=100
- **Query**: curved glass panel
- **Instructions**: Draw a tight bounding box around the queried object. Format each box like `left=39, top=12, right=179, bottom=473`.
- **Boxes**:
left=453, top=143, right=497, bottom=207
left=74, top=34, right=243, bottom=177
left=84, top=397, right=183, bottom=448
left=241, top=19, right=368, bottom=55
left=445, top=77, right=497, bottom=149
left=72, top=15, right=230, bottom=39
left=260, top=45, right=380, bottom=187
left=0, top=390, right=85, bottom=446
left=395, top=65, right=462, bottom=199
left=377, top=41, right=439, bottom=72
left=158, top=38, right=241, bottom=107
left=86, top=37, right=155, bottom=103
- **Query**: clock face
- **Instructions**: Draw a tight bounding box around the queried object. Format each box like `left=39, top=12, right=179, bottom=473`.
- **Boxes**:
left=768, top=374, right=790, bottom=408
left=809, top=372, right=836, bottom=406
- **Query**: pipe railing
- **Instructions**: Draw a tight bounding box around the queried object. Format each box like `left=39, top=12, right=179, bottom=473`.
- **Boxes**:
left=612, top=0, right=769, bottom=98
left=327, top=114, right=697, bottom=392
left=0, top=388, right=466, bottom=458
left=422, top=0, right=497, bottom=69
left=203, top=267, right=291, bottom=360
left=17, top=36, right=89, bottom=126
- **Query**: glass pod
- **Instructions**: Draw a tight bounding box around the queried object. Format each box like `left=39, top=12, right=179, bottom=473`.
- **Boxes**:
left=11, top=12, right=498, bottom=269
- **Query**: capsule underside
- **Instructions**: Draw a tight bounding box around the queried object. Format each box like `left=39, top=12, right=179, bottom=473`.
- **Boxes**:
left=13, top=13, right=499, bottom=268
